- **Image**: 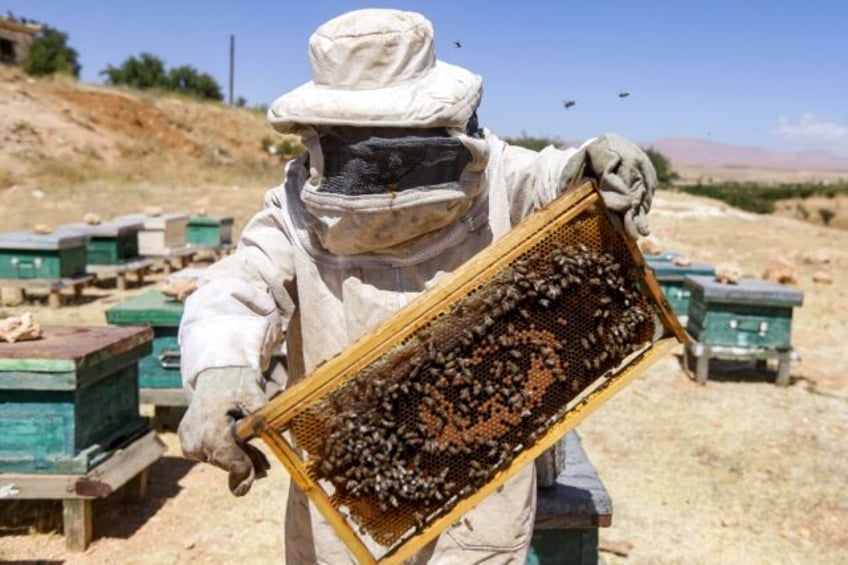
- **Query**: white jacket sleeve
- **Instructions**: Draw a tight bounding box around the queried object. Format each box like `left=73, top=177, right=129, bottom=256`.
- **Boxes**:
left=179, top=185, right=296, bottom=395
left=486, top=132, right=593, bottom=226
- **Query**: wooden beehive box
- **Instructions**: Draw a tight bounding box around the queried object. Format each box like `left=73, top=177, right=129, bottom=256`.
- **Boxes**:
left=684, top=275, right=803, bottom=349
left=0, top=230, right=88, bottom=279
left=186, top=215, right=234, bottom=246
left=647, top=260, right=716, bottom=319
left=116, top=213, right=189, bottom=255
left=62, top=218, right=143, bottom=265
left=236, top=182, right=686, bottom=564
left=105, top=290, right=184, bottom=389
left=0, top=326, right=153, bottom=474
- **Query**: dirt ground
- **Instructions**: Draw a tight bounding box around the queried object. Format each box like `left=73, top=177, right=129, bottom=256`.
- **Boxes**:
left=1, top=67, right=847, bottom=563
left=0, top=188, right=846, bottom=564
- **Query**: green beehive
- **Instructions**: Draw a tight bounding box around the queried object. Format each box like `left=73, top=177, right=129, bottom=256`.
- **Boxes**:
left=0, top=326, right=153, bottom=474
left=647, top=261, right=716, bottom=319
left=685, top=275, right=804, bottom=349
left=0, top=230, right=88, bottom=279
left=62, top=218, right=143, bottom=265
left=105, top=290, right=184, bottom=390
left=186, top=215, right=234, bottom=247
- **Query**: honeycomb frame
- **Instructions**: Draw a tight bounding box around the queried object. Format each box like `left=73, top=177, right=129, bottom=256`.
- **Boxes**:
left=237, top=181, right=687, bottom=564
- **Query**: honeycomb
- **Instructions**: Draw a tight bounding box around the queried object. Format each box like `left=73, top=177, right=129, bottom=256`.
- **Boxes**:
left=240, top=183, right=683, bottom=563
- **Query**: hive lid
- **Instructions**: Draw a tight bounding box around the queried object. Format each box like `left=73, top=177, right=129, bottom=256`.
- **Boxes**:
left=105, top=290, right=185, bottom=326
left=684, top=275, right=804, bottom=306
left=0, top=326, right=153, bottom=390
left=0, top=229, right=89, bottom=250
left=648, top=261, right=715, bottom=281
left=62, top=218, right=144, bottom=238
left=116, top=212, right=189, bottom=230
left=189, top=215, right=234, bottom=226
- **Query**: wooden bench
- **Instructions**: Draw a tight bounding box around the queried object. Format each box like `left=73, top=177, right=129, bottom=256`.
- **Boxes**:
left=86, top=257, right=154, bottom=290
left=0, top=431, right=166, bottom=551
left=0, top=275, right=93, bottom=308
left=143, top=246, right=198, bottom=274
left=528, top=431, right=612, bottom=565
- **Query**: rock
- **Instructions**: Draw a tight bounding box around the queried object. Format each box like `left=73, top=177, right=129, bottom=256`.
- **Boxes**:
left=638, top=235, right=662, bottom=255
left=84, top=212, right=102, bottom=225
left=714, top=263, right=742, bottom=284
left=672, top=256, right=693, bottom=266
left=32, top=223, right=51, bottom=234
left=144, top=205, right=163, bottom=217
left=802, top=249, right=831, bottom=265
left=812, top=271, right=833, bottom=284
left=0, top=312, right=42, bottom=343
left=159, top=278, right=198, bottom=302
left=762, top=257, right=797, bottom=284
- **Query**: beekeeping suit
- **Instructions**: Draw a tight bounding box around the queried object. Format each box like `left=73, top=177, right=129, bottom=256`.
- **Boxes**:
left=178, top=8, right=655, bottom=564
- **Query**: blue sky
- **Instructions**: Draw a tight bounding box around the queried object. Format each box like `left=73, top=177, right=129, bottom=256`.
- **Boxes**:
left=4, top=1, right=848, bottom=155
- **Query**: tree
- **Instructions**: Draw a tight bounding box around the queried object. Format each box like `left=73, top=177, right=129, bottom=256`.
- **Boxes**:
left=167, top=65, right=223, bottom=101
left=101, top=52, right=168, bottom=90
left=644, top=147, right=679, bottom=186
left=22, top=25, right=81, bottom=77
left=100, top=55, right=223, bottom=101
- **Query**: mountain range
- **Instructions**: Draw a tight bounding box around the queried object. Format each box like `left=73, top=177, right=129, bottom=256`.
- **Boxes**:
left=645, top=137, right=848, bottom=173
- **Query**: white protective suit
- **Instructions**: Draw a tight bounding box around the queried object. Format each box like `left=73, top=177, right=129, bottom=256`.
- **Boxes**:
left=178, top=8, right=655, bottom=565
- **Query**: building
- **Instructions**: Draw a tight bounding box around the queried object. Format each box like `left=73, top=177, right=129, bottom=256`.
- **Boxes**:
left=0, top=15, right=43, bottom=66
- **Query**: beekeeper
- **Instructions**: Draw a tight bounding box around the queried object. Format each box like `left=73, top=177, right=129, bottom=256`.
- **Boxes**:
left=178, top=8, right=656, bottom=564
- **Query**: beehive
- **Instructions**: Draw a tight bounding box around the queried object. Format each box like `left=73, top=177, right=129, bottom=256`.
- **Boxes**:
left=647, top=260, right=715, bottom=320
left=105, top=290, right=184, bottom=389
left=186, top=215, right=234, bottom=247
left=0, top=326, right=153, bottom=474
left=0, top=230, right=88, bottom=279
left=115, top=213, right=189, bottom=255
left=684, top=275, right=803, bottom=349
left=62, top=218, right=143, bottom=265
left=237, top=182, right=686, bottom=564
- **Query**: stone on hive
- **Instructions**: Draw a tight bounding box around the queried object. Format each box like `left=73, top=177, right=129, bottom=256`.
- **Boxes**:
left=33, top=223, right=52, bottom=234
left=638, top=235, right=662, bottom=255
left=671, top=255, right=692, bottom=267
left=0, top=312, right=42, bottom=343
left=714, top=263, right=742, bottom=285
left=83, top=212, right=102, bottom=225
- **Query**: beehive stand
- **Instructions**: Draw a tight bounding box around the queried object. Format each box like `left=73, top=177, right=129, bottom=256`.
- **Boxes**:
left=682, top=275, right=804, bottom=385
left=0, top=430, right=165, bottom=551
left=0, top=325, right=163, bottom=550
left=237, top=181, right=686, bottom=563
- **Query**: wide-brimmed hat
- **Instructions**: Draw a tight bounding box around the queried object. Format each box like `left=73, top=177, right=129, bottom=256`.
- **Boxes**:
left=267, top=9, right=483, bottom=134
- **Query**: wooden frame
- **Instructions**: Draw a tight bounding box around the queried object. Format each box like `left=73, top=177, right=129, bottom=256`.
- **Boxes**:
left=237, top=181, right=687, bottom=563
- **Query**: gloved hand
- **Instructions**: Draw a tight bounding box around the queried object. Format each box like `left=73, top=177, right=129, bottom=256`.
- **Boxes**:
left=564, top=133, right=657, bottom=240
left=178, top=367, right=271, bottom=496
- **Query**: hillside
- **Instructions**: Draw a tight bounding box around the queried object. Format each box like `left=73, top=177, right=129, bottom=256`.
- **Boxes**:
left=0, top=65, right=292, bottom=234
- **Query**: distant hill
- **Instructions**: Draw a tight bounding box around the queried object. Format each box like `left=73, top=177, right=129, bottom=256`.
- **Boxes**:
left=646, top=137, right=848, bottom=173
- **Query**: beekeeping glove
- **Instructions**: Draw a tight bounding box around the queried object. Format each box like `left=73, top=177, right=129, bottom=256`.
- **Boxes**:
left=563, top=134, right=657, bottom=239
left=178, top=367, right=271, bottom=496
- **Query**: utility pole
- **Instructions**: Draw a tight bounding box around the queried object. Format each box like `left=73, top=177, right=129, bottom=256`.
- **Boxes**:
left=228, top=34, right=234, bottom=105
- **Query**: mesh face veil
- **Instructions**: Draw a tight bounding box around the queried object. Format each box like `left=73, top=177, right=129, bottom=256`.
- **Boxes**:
left=316, top=126, right=475, bottom=196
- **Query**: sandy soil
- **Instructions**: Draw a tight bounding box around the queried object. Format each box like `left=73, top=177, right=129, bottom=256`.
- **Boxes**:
left=1, top=188, right=846, bottom=564
left=1, top=67, right=846, bottom=564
